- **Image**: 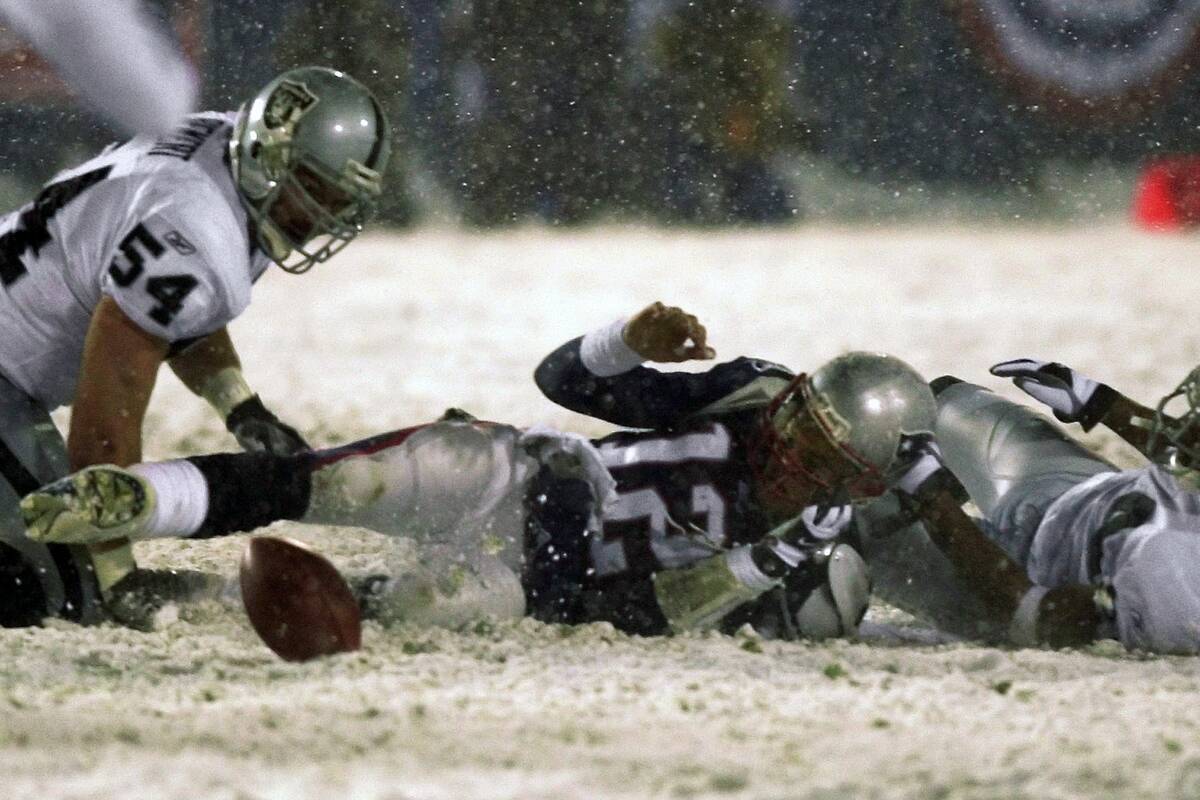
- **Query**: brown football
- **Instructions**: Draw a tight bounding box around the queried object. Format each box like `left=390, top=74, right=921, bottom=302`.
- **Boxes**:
left=239, top=536, right=362, bottom=662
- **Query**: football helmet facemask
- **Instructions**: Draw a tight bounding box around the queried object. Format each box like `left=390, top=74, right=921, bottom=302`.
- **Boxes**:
left=753, top=352, right=937, bottom=509
left=1149, top=364, right=1200, bottom=473
left=230, top=66, right=391, bottom=273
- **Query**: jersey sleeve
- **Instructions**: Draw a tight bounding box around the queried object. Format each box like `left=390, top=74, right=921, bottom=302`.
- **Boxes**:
left=534, top=335, right=794, bottom=429
left=99, top=212, right=234, bottom=343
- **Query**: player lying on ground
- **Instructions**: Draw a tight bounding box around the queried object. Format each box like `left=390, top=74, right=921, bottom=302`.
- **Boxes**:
left=872, top=360, right=1200, bottom=654
left=22, top=302, right=940, bottom=639
left=0, top=66, right=392, bottom=627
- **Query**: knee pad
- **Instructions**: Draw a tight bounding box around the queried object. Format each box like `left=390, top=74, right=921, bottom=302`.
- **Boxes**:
left=934, top=382, right=1114, bottom=517
left=308, top=421, right=534, bottom=567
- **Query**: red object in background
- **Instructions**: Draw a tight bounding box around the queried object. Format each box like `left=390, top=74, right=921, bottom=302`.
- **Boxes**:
left=1132, top=156, right=1200, bottom=230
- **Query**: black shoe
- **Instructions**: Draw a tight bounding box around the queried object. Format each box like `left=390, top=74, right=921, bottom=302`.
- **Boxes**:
left=105, top=568, right=226, bottom=631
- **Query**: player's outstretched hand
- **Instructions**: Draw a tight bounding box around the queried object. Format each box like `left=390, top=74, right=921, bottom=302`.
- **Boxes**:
left=990, top=358, right=1117, bottom=431
left=622, top=302, right=716, bottom=363
left=226, top=396, right=311, bottom=455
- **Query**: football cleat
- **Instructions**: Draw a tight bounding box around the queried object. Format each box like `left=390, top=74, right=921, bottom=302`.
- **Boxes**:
left=21, top=465, right=156, bottom=545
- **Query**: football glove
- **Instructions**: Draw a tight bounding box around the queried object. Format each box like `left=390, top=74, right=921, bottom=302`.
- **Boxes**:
left=225, top=395, right=310, bottom=455
left=990, top=358, right=1118, bottom=431
left=623, top=302, right=715, bottom=363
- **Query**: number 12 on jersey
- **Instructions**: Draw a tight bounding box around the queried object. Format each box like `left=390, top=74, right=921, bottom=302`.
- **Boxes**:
left=595, top=426, right=732, bottom=573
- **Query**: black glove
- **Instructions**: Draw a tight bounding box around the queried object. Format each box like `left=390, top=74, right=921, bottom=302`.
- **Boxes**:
left=225, top=395, right=310, bottom=455
left=990, top=358, right=1118, bottom=432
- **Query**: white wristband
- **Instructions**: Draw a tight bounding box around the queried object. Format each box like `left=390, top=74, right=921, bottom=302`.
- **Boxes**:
left=580, top=317, right=645, bottom=377
left=129, top=460, right=209, bottom=539
left=1008, top=585, right=1050, bottom=647
left=725, top=545, right=781, bottom=593
left=196, top=366, right=255, bottom=419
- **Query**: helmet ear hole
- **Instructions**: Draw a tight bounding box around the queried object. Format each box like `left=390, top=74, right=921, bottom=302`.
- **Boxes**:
left=249, top=141, right=261, bottom=159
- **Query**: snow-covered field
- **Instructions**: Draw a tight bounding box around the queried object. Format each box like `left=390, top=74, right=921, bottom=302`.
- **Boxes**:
left=6, top=225, right=1200, bottom=799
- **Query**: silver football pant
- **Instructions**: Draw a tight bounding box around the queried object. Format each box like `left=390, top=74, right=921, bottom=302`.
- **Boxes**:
left=856, top=381, right=1117, bottom=641
left=934, top=381, right=1116, bottom=564
left=855, top=493, right=1004, bottom=641
left=0, top=373, right=103, bottom=625
left=304, top=420, right=543, bottom=625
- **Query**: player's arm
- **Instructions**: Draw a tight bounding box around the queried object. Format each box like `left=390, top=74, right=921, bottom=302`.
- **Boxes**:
left=990, top=359, right=1171, bottom=459
left=895, top=443, right=1103, bottom=648
left=535, top=302, right=784, bottom=428
left=66, top=297, right=170, bottom=594
left=69, top=296, right=169, bottom=470
left=168, top=327, right=309, bottom=455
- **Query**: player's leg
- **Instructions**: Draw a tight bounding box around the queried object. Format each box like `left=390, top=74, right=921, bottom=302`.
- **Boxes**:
left=305, top=420, right=538, bottom=564
left=22, top=419, right=537, bottom=553
left=307, top=420, right=541, bottom=626
left=354, top=542, right=527, bottom=629
left=933, top=378, right=1117, bottom=564
left=21, top=417, right=588, bottom=629
left=853, top=494, right=1006, bottom=642
left=22, top=449, right=313, bottom=545
left=0, top=376, right=103, bottom=626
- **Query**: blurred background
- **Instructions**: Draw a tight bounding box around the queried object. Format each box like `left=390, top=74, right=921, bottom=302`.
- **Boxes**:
left=3, top=0, right=1200, bottom=228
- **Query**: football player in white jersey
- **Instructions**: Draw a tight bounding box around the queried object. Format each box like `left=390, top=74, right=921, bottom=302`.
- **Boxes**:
left=21, top=302, right=940, bottom=639
left=874, top=361, right=1200, bottom=654
left=0, top=0, right=197, bottom=136
left=0, top=66, right=391, bottom=627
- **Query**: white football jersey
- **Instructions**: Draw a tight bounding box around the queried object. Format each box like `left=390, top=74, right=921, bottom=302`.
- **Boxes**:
left=0, top=112, right=271, bottom=409
left=1029, top=464, right=1200, bottom=653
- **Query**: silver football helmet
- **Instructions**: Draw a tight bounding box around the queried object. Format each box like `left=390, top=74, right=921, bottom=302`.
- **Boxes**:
left=230, top=66, right=391, bottom=273
left=756, top=352, right=937, bottom=504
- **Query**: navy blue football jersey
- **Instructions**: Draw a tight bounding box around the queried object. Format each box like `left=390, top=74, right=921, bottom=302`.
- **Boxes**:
left=528, top=336, right=803, bottom=633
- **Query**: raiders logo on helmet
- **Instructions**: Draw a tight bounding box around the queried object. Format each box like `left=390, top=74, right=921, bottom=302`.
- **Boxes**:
left=263, top=80, right=318, bottom=131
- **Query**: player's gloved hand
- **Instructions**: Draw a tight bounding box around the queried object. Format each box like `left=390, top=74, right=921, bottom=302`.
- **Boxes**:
left=623, top=301, right=716, bottom=363
left=225, top=396, right=310, bottom=455
left=990, top=358, right=1118, bottom=432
